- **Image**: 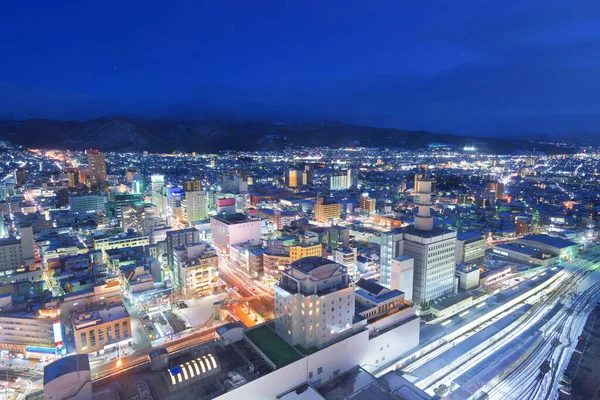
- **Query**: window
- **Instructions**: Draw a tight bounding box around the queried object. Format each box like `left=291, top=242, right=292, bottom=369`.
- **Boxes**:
left=309, top=371, right=313, bottom=379
left=89, top=330, right=96, bottom=348
left=80, top=332, right=87, bottom=349
left=333, top=369, right=340, bottom=376
left=318, top=367, right=323, bottom=374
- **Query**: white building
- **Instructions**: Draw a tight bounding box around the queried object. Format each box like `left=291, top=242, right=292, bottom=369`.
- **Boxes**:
left=403, top=175, right=456, bottom=304
left=173, top=242, right=219, bottom=294
left=68, top=195, right=107, bottom=215
left=185, top=190, right=209, bottom=223
left=390, top=255, right=414, bottom=302
left=274, top=257, right=355, bottom=350
left=332, top=247, right=357, bottom=278
left=210, top=213, right=261, bottom=254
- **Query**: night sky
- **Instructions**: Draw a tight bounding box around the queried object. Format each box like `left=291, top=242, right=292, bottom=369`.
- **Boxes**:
left=2, top=1, right=600, bottom=136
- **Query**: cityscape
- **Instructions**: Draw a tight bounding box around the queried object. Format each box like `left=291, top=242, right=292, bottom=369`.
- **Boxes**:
left=0, top=145, right=599, bottom=399
left=2, top=2, right=600, bottom=400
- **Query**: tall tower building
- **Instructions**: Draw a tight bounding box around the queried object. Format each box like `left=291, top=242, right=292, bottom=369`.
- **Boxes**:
left=67, top=169, right=80, bottom=188
left=287, top=168, right=302, bottom=188
left=302, top=165, right=314, bottom=186
left=379, top=230, right=403, bottom=287
left=184, top=179, right=202, bottom=192
left=403, top=173, right=456, bottom=304
left=88, top=149, right=107, bottom=186
left=185, top=191, right=209, bottom=223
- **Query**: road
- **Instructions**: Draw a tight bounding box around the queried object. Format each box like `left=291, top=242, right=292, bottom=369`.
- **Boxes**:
left=91, top=326, right=218, bottom=382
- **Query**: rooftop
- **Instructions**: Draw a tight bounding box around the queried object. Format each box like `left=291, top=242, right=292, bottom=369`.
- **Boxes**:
left=245, top=324, right=303, bottom=368
left=44, top=354, right=90, bottom=385
left=519, top=234, right=578, bottom=249
left=211, top=213, right=252, bottom=224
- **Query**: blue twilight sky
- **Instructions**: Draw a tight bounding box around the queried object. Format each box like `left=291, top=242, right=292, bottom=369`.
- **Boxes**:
left=1, top=1, right=600, bottom=136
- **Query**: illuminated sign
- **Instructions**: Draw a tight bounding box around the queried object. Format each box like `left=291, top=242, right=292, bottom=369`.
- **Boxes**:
left=53, top=320, right=63, bottom=345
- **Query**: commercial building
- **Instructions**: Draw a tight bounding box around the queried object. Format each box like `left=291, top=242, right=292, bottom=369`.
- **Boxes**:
left=0, top=237, right=25, bottom=271
left=166, top=228, right=201, bottom=268
left=0, top=313, right=61, bottom=355
left=455, top=232, right=485, bottom=267
left=286, top=168, right=302, bottom=188
left=332, top=247, right=357, bottom=278
left=93, top=235, right=150, bottom=259
left=379, top=230, right=403, bottom=287
left=517, top=234, right=579, bottom=261
left=230, top=244, right=264, bottom=278
left=173, top=242, right=219, bottom=294
left=314, top=197, right=341, bottom=223
left=289, top=240, right=322, bottom=262
left=69, top=195, right=107, bottom=215
left=67, top=169, right=80, bottom=187
left=88, top=149, right=107, bottom=186
left=185, top=190, right=209, bottom=223
left=360, top=193, right=376, bottom=215
left=71, top=304, right=131, bottom=354
left=274, top=257, right=355, bottom=350
left=403, top=175, right=457, bottom=305
left=210, top=213, right=261, bottom=254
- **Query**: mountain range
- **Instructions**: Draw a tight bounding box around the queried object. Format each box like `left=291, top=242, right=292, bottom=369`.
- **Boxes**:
left=0, top=117, right=570, bottom=154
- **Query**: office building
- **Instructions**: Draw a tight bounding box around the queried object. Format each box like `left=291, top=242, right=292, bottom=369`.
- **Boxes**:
left=125, top=167, right=140, bottom=183
left=0, top=314, right=58, bottom=353
left=151, top=174, right=165, bottom=193
left=379, top=230, right=403, bottom=287
left=332, top=247, right=357, bottom=278
left=14, top=167, right=26, bottom=185
left=166, top=228, right=201, bottom=268
left=67, top=169, right=80, bottom=187
left=210, top=213, right=261, bottom=253
left=87, top=149, right=107, bottom=186
left=71, top=305, right=131, bottom=354
left=184, top=179, right=202, bottom=192
left=286, top=168, right=302, bottom=188
left=360, top=193, right=376, bottom=215
left=289, top=240, right=322, bottom=262
left=302, top=165, right=314, bottom=186
left=314, top=197, right=341, bottom=223
left=403, top=174, right=457, bottom=304
left=185, top=190, right=209, bottom=222
left=173, top=242, right=219, bottom=294
left=0, top=237, right=24, bottom=271
left=455, top=232, right=485, bottom=267
left=69, top=194, right=107, bottom=215
left=274, top=257, right=355, bottom=349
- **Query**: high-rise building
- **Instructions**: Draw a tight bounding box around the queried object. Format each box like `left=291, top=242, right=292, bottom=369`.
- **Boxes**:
left=87, top=149, right=107, bottom=186
left=360, top=193, right=376, bottom=215
left=14, top=167, right=26, bottom=185
left=151, top=174, right=165, bottom=193
left=67, top=169, right=80, bottom=187
left=329, top=173, right=348, bottom=191
left=274, top=257, right=355, bottom=349
left=286, top=168, right=302, bottom=187
left=185, top=191, right=209, bottom=223
left=486, top=182, right=505, bottom=200
left=166, top=228, right=201, bottom=268
left=347, top=168, right=358, bottom=189
left=379, top=230, right=403, bottom=287
left=126, top=167, right=141, bottom=183
left=403, top=174, right=456, bottom=304
left=314, top=197, right=341, bottom=223
left=302, top=165, right=314, bottom=186
left=184, top=179, right=202, bottom=192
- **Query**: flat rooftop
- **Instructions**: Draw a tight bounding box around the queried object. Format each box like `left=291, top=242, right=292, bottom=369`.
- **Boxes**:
left=519, top=234, right=577, bottom=249
left=245, top=325, right=303, bottom=369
